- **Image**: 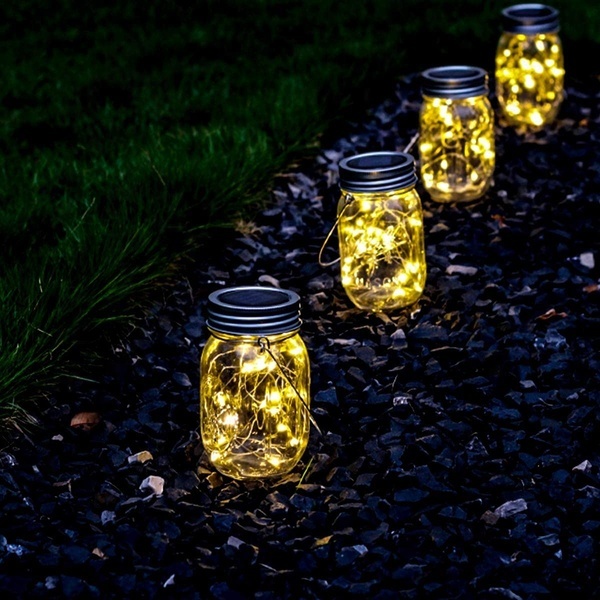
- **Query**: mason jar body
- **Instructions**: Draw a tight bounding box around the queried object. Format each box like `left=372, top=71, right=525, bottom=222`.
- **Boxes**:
left=418, top=66, right=495, bottom=203
left=495, top=4, right=564, bottom=129
left=337, top=152, right=426, bottom=313
left=200, top=287, right=311, bottom=480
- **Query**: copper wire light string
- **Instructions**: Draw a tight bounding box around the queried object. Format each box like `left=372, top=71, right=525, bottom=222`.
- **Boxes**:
left=258, top=337, right=322, bottom=436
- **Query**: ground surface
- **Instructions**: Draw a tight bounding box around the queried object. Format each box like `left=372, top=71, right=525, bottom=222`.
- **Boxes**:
left=1, top=74, right=599, bottom=599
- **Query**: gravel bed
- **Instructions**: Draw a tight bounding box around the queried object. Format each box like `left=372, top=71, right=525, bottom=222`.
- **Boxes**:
left=0, top=73, right=599, bottom=599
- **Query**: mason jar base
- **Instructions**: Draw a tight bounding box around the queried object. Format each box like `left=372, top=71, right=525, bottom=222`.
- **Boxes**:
left=208, top=452, right=302, bottom=480
left=497, top=109, right=560, bottom=131
left=344, top=285, right=423, bottom=313
left=426, top=188, right=489, bottom=203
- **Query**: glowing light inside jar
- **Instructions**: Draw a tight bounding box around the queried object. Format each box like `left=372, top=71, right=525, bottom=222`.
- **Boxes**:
left=200, top=332, right=310, bottom=480
left=418, top=65, right=495, bottom=205
left=419, top=94, right=495, bottom=203
left=338, top=190, right=426, bottom=312
left=495, top=30, right=564, bottom=129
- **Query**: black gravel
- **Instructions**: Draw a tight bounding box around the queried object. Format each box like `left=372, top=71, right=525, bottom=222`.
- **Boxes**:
left=1, top=73, right=599, bottom=600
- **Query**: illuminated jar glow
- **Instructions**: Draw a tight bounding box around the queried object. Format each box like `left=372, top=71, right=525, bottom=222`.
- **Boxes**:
left=337, top=151, right=426, bottom=312
left=418, top=65, right=495, bottom=203
left=200, top=286, right=311, bottom=480
left=495, top=3, right=564, bottom=129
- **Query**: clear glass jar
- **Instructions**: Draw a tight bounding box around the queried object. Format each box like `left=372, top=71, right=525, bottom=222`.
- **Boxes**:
left=337, top=151, right=426, bottom=313
left=495, top=3, right=565, bottom=129
left=418, top=65, right=495, bottom=203
left=200, top=286, right=311, bottom=480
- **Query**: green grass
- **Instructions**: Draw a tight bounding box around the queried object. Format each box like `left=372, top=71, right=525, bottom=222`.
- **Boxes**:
left=0, top=0, right=598, bottom=433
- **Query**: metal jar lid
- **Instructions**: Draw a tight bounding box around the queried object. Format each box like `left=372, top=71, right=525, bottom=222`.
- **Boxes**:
left=421, top=66, right=489, bottom=99
left=338, top=151, right=417, bottom=193
left=206, top=286, right=301, bottom=336
left=501, top=4, right=560, bottom=34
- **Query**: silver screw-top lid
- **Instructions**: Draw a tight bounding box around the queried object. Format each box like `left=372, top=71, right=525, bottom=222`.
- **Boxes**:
left=338, top=151, right=417, bottom=193
left=421, top=66, right=489, bottom=99
left=206, top=286, right=301, bottom=336
left=501, top=3, right=560, bottom=34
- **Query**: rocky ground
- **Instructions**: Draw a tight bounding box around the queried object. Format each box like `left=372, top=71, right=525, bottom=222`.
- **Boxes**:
left=0, top=73, right=599, bottom=599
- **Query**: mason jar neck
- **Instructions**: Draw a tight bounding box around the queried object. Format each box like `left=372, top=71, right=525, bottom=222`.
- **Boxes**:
left=422, top=92, right=488, bottom=101
left=207, top=327, right=300, bottom=344
left=340, top=185, right=417, bottom=198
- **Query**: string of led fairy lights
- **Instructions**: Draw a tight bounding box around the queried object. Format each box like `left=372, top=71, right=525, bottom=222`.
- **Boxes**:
left=419, top=97, right=495, bottom=200
left=201, top=334, right=310, bottom=479
left=496, top=31, right=564, bottom=128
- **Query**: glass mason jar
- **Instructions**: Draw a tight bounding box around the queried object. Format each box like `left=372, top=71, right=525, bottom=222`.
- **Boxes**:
left=418, top=65, right=495, bottom=203
left=336, top=151, right=426, bottom=313
left=200, top=286, right=311, bottom=480
left=495, top=3, right=565, bottom=129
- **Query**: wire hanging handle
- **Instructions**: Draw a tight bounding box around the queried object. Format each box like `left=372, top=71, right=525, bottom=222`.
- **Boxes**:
left=317, top=193, right=354, bottom=268
left=258, top=337, right=322, bottom=436
left=403, top=130, right=420, bottom=154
